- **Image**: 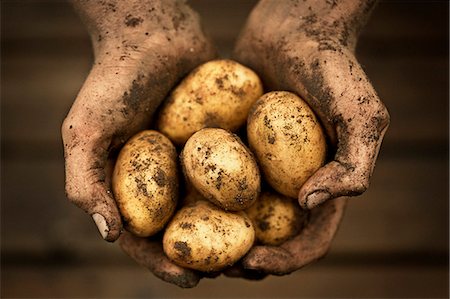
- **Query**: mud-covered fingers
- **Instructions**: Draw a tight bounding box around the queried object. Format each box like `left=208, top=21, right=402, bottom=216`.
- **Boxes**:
left=242, top=246, right=296, bottom=276
left=242, top=198, right=347, bottom=275
left=62, top=119, right=123, bottom=241
left=119, top=232, right=201, bottom=288
left=60, top=60, right=161, bottom=242
left=298, top=98, right=390, bottom=209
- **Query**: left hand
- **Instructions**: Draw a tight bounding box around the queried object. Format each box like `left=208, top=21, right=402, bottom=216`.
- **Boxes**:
left=231, top=0, right=389, bottom=274
left=240, top=197, right=347, bottom=275
left=234, top=0, right=390, bottom=210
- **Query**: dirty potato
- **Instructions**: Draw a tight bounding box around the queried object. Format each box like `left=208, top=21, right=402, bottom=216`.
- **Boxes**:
left=163, top=200, right=255, bottom=272
left=157, top=59, right=263, bottom=145
left=247, top=91, right=327, bottom=198
left=181, top=128, right=260, bottom=211
left=246, top=191, right=308, bottom=246
left=112, top=130, right=178, bottom=237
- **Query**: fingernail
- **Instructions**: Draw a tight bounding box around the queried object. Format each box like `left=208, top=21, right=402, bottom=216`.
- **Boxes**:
left=92, top=213, right=109, bottom=239
left=305, top=191, right=330, bottom=209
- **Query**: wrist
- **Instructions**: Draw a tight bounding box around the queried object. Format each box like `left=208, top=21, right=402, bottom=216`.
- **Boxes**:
left=244, top=0, right=377, bottom=50
left=71, top=0, right=198, bottom=49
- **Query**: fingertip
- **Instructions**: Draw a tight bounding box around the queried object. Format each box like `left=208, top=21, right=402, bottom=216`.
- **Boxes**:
left=298, top=160, right=367, bottom=210
left=92, top=212, right=122, bottom=242
left=300, top=190, right=331, bottom=210
left=171, top=272, right=201, bottom=288
left=91, top=193, right=122, bottom=242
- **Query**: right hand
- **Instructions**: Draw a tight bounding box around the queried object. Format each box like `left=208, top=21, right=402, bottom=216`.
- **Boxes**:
left=62, top=0, right=215, bottom=286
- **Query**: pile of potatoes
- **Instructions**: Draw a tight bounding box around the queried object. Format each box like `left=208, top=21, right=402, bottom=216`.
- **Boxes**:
left=112, top=59, right=327, bottom=272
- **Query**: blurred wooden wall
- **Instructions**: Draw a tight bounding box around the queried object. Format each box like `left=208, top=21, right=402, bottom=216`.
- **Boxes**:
left=1, top=0, right=448, bottom=298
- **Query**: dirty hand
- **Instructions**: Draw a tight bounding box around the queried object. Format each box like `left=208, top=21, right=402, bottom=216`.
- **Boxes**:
left=62, top=0, right=215, bottom=287
left=241, top=197, right=347, bottom=275
left=232, top=0, right=389, bottom=274
left=234, top=0, right=390, bottom=209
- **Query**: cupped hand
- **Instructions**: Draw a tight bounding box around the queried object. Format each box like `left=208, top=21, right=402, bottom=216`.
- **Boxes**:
left=62, top=0, right=215, bottom=241
left=234, top=0, right=390, bottom=210
left=232, top=0, right=389, bottom=275
left=62, top=0, right=215, bottom=287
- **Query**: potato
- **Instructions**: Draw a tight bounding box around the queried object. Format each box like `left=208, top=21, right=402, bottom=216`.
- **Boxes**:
left=157, top=59, right=263, bottom=145
left=181, top=128, right=260, bottom=211
left=246, top=191, right=308, bottom=246
left=247, top=91, right=327, bottom=198
left=112, top=130, right=178, bottom=237
left=163, top=200, right=255, bottom=272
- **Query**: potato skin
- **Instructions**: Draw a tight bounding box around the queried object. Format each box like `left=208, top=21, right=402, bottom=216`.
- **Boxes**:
left=181, top=128, right=261, bottom=211
left=246, top=191, right=308, bottom=246
left=163, top=200, right=255, bottom=272
left=112, top=130, right=178, bottom=237
left=157, top=59, right=263, bottom=145
left=247, top=91, right=327, bottom=198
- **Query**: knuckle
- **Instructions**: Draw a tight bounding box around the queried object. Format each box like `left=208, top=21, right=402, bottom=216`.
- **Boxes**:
left=355, top=180, right=369, bottom=194
left=64, top=181, right=84, bottom=207
left=62, top=116, right=86, bottom=146
left=61, top=116, right=74, bottom=138
left=351, top=174, right=370, bottom=195
left=62, top=113, right=100, bottom=139
left=62, top=116, right=107, bottom=152
left=64, top=175, right=105, bottom=210
left=378, top=103, right=391, bottom=129
left=370, top=102, right=390, bottom=132
left=339, top=161, right=371, bottom=196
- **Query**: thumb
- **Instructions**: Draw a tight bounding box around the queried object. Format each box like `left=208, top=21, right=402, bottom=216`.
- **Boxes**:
left=298, top=112, right=389, bottom=209
left=60, top=58, right=157, bottom=242
left=62, top=123, right=122, bottom=241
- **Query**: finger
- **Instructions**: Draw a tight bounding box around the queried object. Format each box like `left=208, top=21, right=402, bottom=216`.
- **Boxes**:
left=61, top=59, right=163, bottom=242
left=285, top=47, right=390, bottom=209
left=223, top=264, right=268, bottom=280
left=298, top=101, right=389, bottom=209
left=243, top=198, right=347, bottom=274
left=62, top=124, right=122, bottom=242
left=242, top=246, right=295, bottom=276
left=119, top=232, right=201, bottom=288
left=284, top=197, right=347, bottom=266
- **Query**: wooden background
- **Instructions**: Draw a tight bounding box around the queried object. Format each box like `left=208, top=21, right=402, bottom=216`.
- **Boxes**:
left=1, top=0, right=448, bottom=298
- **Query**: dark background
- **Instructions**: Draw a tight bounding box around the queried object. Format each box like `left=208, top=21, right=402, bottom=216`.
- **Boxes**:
left=1, top=0, right=449, bottom=298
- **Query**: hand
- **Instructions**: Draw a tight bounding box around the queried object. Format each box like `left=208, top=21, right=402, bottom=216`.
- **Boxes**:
left=232, top=0, right=389, bottom=275
left=62, top=0, right=215, bottom=286
left=234, top=0, right=390, bottom=210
